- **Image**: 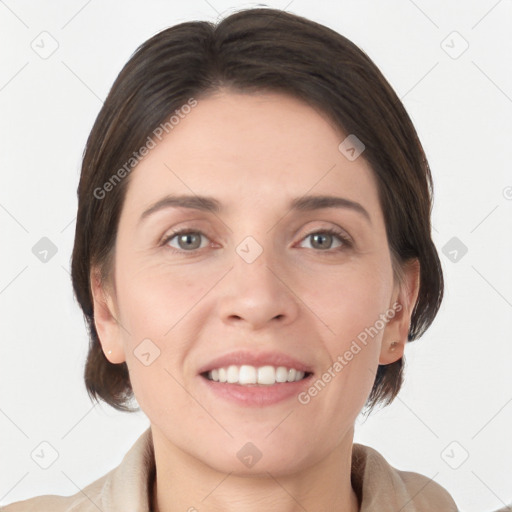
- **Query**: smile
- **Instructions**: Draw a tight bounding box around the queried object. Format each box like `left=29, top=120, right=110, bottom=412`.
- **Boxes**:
left=204, top=365, right=309, bottom=386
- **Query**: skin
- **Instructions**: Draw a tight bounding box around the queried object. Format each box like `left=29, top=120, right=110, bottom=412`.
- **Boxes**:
left=91, top=90, right=420, bottom=512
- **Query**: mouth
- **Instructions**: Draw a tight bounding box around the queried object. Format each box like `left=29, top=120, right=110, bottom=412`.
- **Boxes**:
left=197, top=350, right=315, bottom=406
left=201, top=365, right=313, bottom=386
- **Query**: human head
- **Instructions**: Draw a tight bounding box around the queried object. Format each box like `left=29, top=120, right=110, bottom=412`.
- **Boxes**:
left=71, top=8, right=443, bottom=416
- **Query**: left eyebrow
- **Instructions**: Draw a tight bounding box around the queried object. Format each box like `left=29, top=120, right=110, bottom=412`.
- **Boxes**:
left=290, top=195, right=372, bottom=224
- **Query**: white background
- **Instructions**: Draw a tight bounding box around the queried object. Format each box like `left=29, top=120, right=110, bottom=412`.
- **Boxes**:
left=1, top=1, right=511, bottom=510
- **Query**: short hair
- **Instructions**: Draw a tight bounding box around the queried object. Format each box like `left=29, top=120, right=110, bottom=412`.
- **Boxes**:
left=71, top=7, right=443, bottom=413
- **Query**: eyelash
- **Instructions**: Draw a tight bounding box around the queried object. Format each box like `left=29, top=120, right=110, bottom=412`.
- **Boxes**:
left=160, top=227, right=353, bottom=255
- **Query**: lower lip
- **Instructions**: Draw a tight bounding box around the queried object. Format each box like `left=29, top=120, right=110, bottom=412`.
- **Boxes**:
left=199, top=374, right=313, bottom=406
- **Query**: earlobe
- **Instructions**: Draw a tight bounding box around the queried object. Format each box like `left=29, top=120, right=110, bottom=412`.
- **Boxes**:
left=379, top=339, right=405, bottom=365
left=89, top=267, right=126, bottom=364
left=379, top=258, right=420, bottom=365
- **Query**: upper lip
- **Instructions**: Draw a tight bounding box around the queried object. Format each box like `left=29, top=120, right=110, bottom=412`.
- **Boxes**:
left=197, top=350, right=314, bottom=375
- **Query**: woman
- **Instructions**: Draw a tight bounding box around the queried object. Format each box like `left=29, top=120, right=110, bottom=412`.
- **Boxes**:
left=4, top=7, right=459, bottom=511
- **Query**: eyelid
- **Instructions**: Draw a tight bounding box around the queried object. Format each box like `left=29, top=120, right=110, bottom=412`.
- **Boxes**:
left=158, top=220, right=213, bottom=245
left=160, top=228, right=211, bottom=249
left=296, top=226, right=353, bottom=249
left=294, top=220, right=353, bottom=241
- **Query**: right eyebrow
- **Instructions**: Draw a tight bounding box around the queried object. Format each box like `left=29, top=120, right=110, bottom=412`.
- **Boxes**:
left=138, top=194, right=221, bottom=225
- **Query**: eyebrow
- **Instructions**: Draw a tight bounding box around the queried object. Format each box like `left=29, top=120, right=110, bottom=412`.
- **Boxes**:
left=290, top=195, right=371, bottom=223
left=138, top=194, right=371, bottom=225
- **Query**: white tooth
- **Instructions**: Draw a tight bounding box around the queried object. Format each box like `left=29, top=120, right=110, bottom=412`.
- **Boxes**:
left=239, top=365, right=257, bottom=385
left=287, top=368, right=297, bottom=382
left=275, top=366, right=288, bottom=383
left=227, top=365, right=239, bottom=383
left=257, top=365, right=276, bottom=385
left=211, top=365, right=306, bottom=385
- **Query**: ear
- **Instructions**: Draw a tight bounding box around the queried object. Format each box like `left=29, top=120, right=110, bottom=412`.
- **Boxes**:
left=379, top=258, right=420, bottom=365
left=90, top=266, right=126, bottom=364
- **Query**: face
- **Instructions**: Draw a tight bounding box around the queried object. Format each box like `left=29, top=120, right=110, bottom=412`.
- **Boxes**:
left=93, top=91, right=417, bottom=475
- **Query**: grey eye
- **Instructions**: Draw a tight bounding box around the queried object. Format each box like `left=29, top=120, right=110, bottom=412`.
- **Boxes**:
left=300, top=231, right=343, bottom=250
left=167, top=232, right=206, bottom=251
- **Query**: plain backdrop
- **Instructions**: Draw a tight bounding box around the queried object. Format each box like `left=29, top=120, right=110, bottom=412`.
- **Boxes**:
left=1, top=1, right=511, bottom=510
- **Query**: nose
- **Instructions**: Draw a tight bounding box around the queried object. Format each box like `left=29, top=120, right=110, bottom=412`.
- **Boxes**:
left=218, top=243, right=300, bottom=330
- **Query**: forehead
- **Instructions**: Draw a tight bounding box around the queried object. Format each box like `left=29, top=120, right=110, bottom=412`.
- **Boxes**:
left=121, top=91, right=381, bottom=219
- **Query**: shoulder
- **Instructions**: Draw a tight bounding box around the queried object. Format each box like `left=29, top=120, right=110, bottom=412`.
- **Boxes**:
left=1, top=470, right=110, bottom=512
left=351, top=443, right=459, bottom=511
left=2, top=428, right=154, bottom=512
left=396, top=468, right=459, bottom=510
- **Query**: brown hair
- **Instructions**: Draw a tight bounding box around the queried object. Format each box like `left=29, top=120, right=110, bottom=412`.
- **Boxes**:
left=71, top=7, right=443, bottom=413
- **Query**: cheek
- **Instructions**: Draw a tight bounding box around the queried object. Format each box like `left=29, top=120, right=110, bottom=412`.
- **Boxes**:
left=112, top=259, right=223, bottom=410
left=300, top=257, right=393, bottom=410
left=302, top=257, right=393, bottom=344
left=114, top=257, right=219, bottom=338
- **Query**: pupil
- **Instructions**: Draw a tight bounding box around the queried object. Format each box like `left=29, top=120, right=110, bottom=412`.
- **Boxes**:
left=313, top=233, right=331, bottom=249
left=180, top=233, right=200, bottom=249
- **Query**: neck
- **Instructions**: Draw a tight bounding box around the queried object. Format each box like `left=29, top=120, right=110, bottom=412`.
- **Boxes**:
left=150, top=427, right=360, bottom=512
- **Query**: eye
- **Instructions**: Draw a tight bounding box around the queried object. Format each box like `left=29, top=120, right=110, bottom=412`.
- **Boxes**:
left=299, top=228, right=352, bottom=251
left=163, top=230, right=210, bottom=252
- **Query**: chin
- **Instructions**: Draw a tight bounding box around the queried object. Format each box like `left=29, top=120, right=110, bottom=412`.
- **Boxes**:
left=195, top=438, right=318, bottom=477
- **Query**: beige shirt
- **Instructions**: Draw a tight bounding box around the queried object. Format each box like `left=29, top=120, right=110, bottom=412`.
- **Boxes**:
left=2, top=427, right=459, bottom=511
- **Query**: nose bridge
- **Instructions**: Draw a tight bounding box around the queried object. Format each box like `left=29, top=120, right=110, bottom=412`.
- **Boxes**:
left=218, top=234, right=299, bottom=327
